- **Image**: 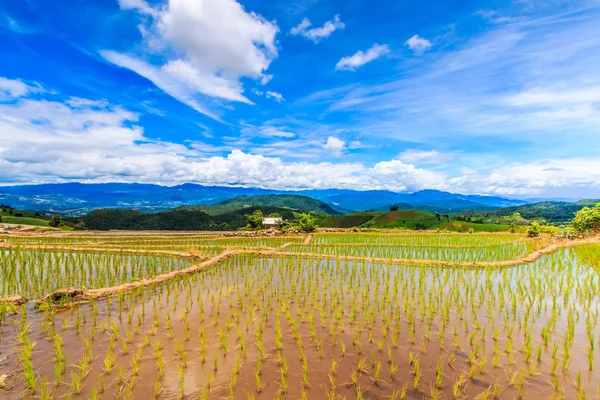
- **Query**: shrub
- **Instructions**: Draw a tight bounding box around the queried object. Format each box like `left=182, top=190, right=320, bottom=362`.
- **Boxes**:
left=571, top=203, right=600, bottom=234
left=526, top=221, right=541, bottom=237
left=245, top=210, right=263, bottom=230
left=49, top=215, right=62, bottom=228
left=295, top=213, right=316, bottom=233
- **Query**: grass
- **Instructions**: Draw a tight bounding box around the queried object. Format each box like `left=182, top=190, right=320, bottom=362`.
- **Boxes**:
left=1, top=216, right=51, bottom=226
left=316, top=209, right=519, bottom=231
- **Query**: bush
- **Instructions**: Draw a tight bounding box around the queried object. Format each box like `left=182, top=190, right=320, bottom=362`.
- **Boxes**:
left=527, top=221, right=541, bottom=237
left=49, top=214, right=62, bottom=228
left=245, top=210, right=263, bottom=230
left=295, top=213, right=316, bottom=233
left=571, top=203, right=600, bottom=234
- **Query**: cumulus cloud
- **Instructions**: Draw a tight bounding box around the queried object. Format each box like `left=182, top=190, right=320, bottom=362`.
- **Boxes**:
left=405, top=34, right=432, bottom=54
left=323, top=136, right=346, bottom=156
left=290, top=15, right=344, bottom=43
left=398, top=149, right=456, bottom=164
left=335, top=44, right=390, bottom=71
left=103, top=0, right=279, bottom=119
left=448, top=158, right=600, bottom=196
left=1, top=83, right=599, bottom=197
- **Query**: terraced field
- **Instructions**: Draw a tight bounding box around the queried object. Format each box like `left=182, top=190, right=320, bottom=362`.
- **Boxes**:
left=0, top=231, right=599, bottom=399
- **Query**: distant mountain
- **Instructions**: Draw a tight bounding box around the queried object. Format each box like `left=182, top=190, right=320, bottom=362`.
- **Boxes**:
left=0, top=183, right=274, bottom=215
left=0, top=182, right=529, bottom=215
left=179, top=194, right=343, bottom=215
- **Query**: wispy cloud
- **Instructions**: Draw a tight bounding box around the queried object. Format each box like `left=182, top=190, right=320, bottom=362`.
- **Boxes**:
left=305, top=6, right=600, bottom=148
left=336, top=44, right=390, bottom=71
left=290, top=15, right=344, bottom=43
left=398, top=149, right=456, bottom=165
left=0, top=78, right=42, bottom=100
left=266, top=91, right=285, bottom=102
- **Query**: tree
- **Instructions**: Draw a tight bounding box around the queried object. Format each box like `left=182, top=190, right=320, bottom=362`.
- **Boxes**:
left=296, top=213, right=316, bottom=233
left=49, top=214, right=62, bottom=228
left=571, top=203, right=600, bottom=234
left=527, top=221, right=541, bottom=237
left=245, top=210, right=263, bottom=230
left=390, top=205, right=399, bottom=211
left=0, top=214, right=3, bottom=223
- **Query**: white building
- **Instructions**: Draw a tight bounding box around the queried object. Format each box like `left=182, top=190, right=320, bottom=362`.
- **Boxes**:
left=262, top=217, right=282, bottom=229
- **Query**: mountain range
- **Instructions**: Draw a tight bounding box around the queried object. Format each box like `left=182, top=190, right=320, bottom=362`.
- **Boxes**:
left=0, top=182, right=532, bottom=215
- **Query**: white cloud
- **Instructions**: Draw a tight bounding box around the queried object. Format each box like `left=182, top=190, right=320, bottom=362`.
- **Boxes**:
left=290, top=15, right=344, bottom=43
left=398, top=149, right=456, bottom=164
left=1, top=84, right=599, bottom=197
left=323, top=136, right=346, bottom=156
left=260, top=74, right=273, bottom=85
left=266, top=91, right=285, bottom=102
left=335, top=44, right=390, bottom=71
left=118, top=0, right=157, bottom=16
left=448, top=158, right=600, bottom=196
left=405, top=35, right=433, bottom=54
left=0, top=78, right=40, bottom=100
left=475, top=10, right=526, bottom=25
left=103, top=0, right=279, bottom=119
left=260, top=126, right=295, bottom=138
left=242, top=124, right=295, bottom=138
left=307, top=7, right=600, bottom=148
left=348, top=140, right=363, bottom=149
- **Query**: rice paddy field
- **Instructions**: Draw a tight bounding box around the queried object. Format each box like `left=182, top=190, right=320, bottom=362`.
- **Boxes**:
left=1, top=230, right=599, bottom=399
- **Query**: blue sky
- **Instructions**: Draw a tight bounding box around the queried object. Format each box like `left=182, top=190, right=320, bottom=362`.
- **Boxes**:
left=1, top=0, right=599, bottom=198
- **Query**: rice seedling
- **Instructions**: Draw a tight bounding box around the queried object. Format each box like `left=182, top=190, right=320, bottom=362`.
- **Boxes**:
left=0, top=233, right=597, bottom=399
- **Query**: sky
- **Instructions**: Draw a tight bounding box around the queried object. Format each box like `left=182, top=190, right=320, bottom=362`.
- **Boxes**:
left=1, top=0, right=599, bottom=198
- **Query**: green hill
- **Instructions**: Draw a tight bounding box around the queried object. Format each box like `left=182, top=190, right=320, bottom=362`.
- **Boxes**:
left=180, top=194, right=342, bottom=216
left=82, top=206, right=296, bottom=231
left=0, top=204, right=75, bottom=228
left=490, top=201, right=600, bottom=224
left=317, top=209, right=513, bottom=232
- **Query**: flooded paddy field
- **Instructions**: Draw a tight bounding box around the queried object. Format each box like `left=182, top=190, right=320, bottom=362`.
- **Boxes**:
left=0, top=232, right=599, bottom=399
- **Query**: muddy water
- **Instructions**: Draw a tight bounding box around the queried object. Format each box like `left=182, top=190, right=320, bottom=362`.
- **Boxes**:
left=1, top=248, right=599, bottom=399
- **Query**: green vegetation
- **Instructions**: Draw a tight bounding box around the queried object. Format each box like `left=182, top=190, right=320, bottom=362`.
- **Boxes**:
left=244, top=209, right=265, bottom=230
left=294, top=213, right=316, bottom=233
left=82, top=206, right=295, bottom=231
left=180, top=194, right=342, bottom=216
left=1, top=231, right=598, bottom=399
left=316, top=209, right=514, bottom=232
left=527, top=221, right=541, bottom=237
left=0, top=205, right=75, bottom=228
left=1, top=248, right=192, bottom=299
left=49, top=214, right=62, bottom=228
left=571, top=202, right=600, bottom=234
left=489, top=201, right=598, bottom=224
